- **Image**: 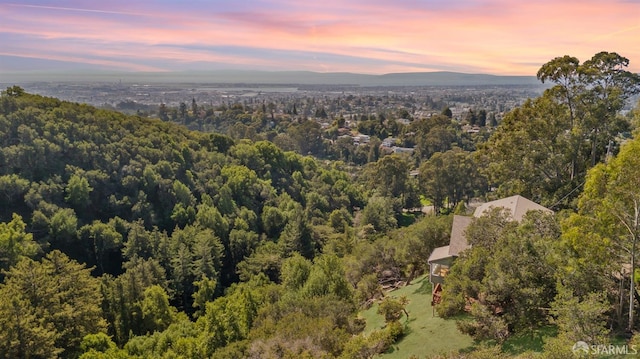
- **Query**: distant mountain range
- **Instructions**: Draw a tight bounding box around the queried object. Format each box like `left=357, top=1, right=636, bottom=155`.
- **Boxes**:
left=1, top=70, right=542, bottom=87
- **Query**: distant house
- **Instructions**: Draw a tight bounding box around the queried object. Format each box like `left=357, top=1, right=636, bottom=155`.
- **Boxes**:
left=381, top=137, right=396, bottom=147
left=392, top=146, right=415, bottom=154
left=428, top=195, right=552, bottom=287
left=354, top=134, right=370, bottom=144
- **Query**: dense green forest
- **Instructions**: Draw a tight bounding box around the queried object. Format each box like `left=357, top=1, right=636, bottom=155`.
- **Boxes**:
left=1, top=51, right=640, bottom=358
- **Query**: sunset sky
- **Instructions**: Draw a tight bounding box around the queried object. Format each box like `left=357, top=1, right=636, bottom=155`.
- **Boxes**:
left=1, top=0, right=639, bottom=75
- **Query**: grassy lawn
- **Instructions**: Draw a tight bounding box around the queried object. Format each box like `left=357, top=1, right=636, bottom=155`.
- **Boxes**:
left=359, top=275, right=476, bottom=358
left=359, top=275, right=568, bottom=358
left=358, top=275, right=640, bottom=359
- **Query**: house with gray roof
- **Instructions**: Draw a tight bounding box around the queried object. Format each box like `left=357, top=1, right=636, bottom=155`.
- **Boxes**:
left=428, top=215, right=472, bottom=285
left=428, top=195, right=551, bottom=286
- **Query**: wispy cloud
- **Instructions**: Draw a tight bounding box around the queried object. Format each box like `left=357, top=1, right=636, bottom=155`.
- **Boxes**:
left=4, top=3, right=144, bottom=16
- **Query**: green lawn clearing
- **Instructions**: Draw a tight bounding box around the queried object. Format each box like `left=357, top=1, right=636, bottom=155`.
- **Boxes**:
left=359, top=275, right=566, bottom=358
left=359, top=275, right=475, bottom=358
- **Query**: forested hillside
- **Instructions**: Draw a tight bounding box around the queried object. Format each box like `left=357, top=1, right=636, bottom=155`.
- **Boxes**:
left=2, top=51, right=640, bottom=359
left=0, top=86, right=452, bottom=358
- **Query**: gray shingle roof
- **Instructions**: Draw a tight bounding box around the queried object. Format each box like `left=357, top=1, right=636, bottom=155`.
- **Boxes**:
left=428, top=245, right=451, bottom=262
left=448, top=215, right=473, bottom=256
left=473, top=195, right=552, bottom=222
